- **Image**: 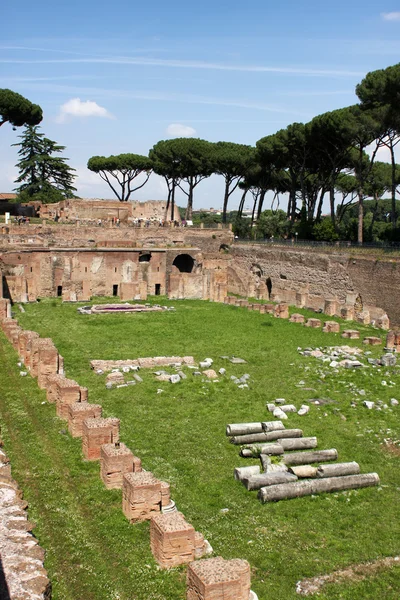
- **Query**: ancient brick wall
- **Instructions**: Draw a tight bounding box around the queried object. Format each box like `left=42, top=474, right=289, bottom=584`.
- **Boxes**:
left=229, top=244, right=400, bottom=324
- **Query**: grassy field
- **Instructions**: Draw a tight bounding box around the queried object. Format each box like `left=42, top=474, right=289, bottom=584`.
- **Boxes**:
left=0, top=298, right=399, bottom=600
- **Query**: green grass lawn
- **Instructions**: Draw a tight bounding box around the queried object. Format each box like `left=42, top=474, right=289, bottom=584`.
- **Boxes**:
left=1, top=298, right=399, bottom=600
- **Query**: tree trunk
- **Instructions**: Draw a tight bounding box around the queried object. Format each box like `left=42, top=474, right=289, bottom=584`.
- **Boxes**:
left=390, top=143, right=397, bottom=230
left=258, top=473, right=379, bottom=503
left=185, top=176, right=194, bottom=221
left=226, top=423, right=263, bottom=437
left=250, top=192, right=259, bottom=229
left=222, top=177, right=230, bottom=224
left=230, top=429, right=302, bottom=445
left=171, top=181, right=175, bottom=221
left=277, top=437, right=317, bottom=451
left=357, top=189, right=363, bottom=244
left=283, top=448, right=338, bottom=466
left=234, top=465, right=260, bottom=481
left=256, top=189, right=267, bottom=221
left=316, top=188, right=325, bottom=223
left=237, top=189, right=247, bottom=219
left=243, top=471, right=297, bottom=491
left=316, top=462, right=360, bottom=478
left=329, top=186, right=336, bottom=226
left=240, top=443, right=284, bottom=458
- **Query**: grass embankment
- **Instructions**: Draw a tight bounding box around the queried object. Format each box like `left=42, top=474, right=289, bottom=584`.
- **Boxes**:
left=0, top=298, right=399, bottom=600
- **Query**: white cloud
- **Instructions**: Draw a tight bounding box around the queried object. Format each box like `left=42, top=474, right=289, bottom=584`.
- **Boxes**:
left=56, top=97, right=114, bottom=123
left=381, top=11, right=400, bottom=21
left=166, top=123, right=196, bottom=137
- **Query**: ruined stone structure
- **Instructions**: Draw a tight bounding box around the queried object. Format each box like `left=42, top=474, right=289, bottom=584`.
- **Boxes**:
left=1, top=202, right=399, bottom=324
left=0, top=222, right=230, bottom=303
left=38, top=198, right=181, bottom=223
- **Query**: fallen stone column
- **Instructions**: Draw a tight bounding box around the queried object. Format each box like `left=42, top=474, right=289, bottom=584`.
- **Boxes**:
left=186, top=556, right=251, bottom=600
left=82, top=417, right=120, bottom=460
left=258, top=473, right=380, bottom=503
left=243, top=471, right=298, bottom=491
left=283, top=449, right=338, bottom=466
left=288, top=465, right=318, bottom=478
left=277, top=437, right=317, bottom=451
left=230, top=429, right=303, bottom=445
left=226, top=423, right=263, bottom=436
left=100, top=442, right=141, bottom=489
left=240, top=443, right=284, bottom=458
left=68, top=402, right=102, bottom=437
left=316, top=461, right=360, bottom=478
left=234, top=465, right=261, bottom=481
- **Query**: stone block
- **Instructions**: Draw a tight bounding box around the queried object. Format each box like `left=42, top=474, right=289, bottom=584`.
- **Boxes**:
left=340, top=306, right=354, bottom=321
left=252, top=304, right=261, bottom=311
left=342, top=329, right=360, bottom=339
left=44, top=374, right=65, bottom=403
left=0, top=298, right=10, bottom=321
left=106, top=371, right=125, bottom=386
left=274, top=303, right=289, bottom=319
left=324, top=298, right=338, bottom=316
left=18, top=330, right=39, bottom=365
left=100, top=442, right=141, bottom=489
left=305, top=318, right=321, bottom=328
left=161, top=480, right=171, bottom=507
left=356, top=310, right=370, bottom=325
left=363, top=336, right=382, bottom=346
left=296, top=292, right=308, bottom=308
left=122, top=471, right=162, bottom=522
left=186, top=556, right=251, bottom=600
left=82, top=417, right=120, bottom=460
left=55, top=377, right=83, bottom=419
left=289, top=313, right=305, bottom=324
left=386, top=330, right=395, bottom=349
left=150, top=512, right=197, bottom=568
left=247, top=304, right=254, bottom=310
left=68, top=402, right=102, bottom=437
left=376, top=315, right=390, bottom=330
left=322, top=321, right=340, bottom=333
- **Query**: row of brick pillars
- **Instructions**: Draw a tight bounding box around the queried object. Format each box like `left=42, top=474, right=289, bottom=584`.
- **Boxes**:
left=0, top=297, right=255, bottom=599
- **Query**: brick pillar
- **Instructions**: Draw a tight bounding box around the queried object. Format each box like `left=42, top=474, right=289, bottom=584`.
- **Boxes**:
left=340, top=306, right=355, bottom=321
left=31, top=338, right=57, bottom=378
left=150, top=512, right=196, bottom=568
left=82, top=418, right=120, bottom=460
left=55, top=378, right=82, bottom=419
left=324, top=298, right=338, bottom=316
left=44, top=374, right=65, bottom=403
left=274, top=303, right=289, bottom=319
left=386, top=330, right=395, bottom=349
left=68, top=403, right=102, bottom=437
left=100, top=442, right=141, bottom=489
left=186, top=557, right=251, bottom=600
left=18, top=331, right=39, bottom=366
left=0, top=299, right=10, bottom=321
left=122, top=472, right=162, bottom=522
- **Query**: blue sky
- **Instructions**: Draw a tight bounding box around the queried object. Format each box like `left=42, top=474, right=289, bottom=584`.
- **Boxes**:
left=1, top=1, right=400, bottom=210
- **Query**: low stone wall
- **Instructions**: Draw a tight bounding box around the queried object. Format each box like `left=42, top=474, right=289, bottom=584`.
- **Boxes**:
left=0, top=441, right=51, bottom=599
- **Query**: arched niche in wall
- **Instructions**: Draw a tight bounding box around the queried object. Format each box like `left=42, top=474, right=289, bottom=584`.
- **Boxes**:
left=172, top=254, right=195, bottom=273
left=139, top=252, right=152, bottom=263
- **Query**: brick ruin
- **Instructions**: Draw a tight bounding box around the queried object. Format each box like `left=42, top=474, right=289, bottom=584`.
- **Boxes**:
left=0, top=298, right=256, bottom=598
left=1, top=205, right=398, bottom=326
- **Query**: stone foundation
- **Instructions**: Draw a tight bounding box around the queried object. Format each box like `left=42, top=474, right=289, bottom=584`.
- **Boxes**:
left=289, top=313, right=305, bottom=324
left=342, top=330, right=360, bottom=339
left=322, top=321, right=340, bottom=333
left=122, top=471, right=162, bottom=522
left=68, top=402, right=102, bottom=437
left=100, top=442, right=141, bottom=489
left=305, top=318, right=321, bottom=328
left=82, top=418, right=120, bottom=460
left=186, top=557, right=251, bottom=600
left=363, top=336, right=382, bottom=346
